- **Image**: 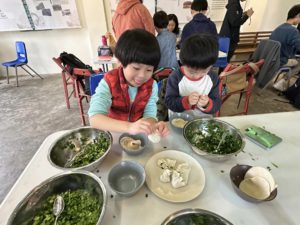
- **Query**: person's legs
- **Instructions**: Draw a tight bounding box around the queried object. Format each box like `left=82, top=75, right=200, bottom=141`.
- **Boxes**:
left=218, top=42, right=237, bottom=74
left=227, top=42, right=238, bottom=62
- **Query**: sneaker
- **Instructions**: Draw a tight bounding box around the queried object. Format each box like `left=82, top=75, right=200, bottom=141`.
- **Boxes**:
left=273, top=79, right=289, bottom=92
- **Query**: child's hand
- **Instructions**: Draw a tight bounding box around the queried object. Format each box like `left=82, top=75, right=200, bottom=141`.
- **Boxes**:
left=128, top=119, right=152, bottom=135
left=154, top=121, right=169, bottom=137
left=188, top=92, right=200, bottom=106
left=197, top=95, right=209, bottom=108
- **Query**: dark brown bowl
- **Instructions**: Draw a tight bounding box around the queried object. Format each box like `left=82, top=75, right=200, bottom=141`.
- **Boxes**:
left=229, top=164, right=277, bottom=202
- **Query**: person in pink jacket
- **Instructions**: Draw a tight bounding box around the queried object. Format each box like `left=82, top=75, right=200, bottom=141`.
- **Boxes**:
left=112, top=0, right=155, bottom=40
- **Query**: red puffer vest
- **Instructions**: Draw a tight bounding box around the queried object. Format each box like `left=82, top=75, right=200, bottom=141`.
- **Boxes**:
left=104, top=67, right=154, bottom=122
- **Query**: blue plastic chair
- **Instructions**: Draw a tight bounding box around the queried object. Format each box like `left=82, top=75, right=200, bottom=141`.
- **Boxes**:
left=89, top=73, right=104, bottom=96
left=214, top=37, right=230, bottom=68
left=1, top=41, right=43, bottom=86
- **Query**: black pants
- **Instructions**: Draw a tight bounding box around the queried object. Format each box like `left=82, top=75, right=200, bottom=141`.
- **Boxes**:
left=227, top=42, right=238, bottom=62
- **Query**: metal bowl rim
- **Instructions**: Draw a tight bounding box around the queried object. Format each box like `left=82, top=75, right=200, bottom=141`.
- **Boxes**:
left=183, top=118, right=246, bottom=157
left=47, top=127, right=113, bottom=170
left=118, top=133, right=148, bottom=155
left=161, top=208, right=233, bottom=225
left=7, top=170, right=107, bottom=225
left=108, top=160, right=146, bottom=195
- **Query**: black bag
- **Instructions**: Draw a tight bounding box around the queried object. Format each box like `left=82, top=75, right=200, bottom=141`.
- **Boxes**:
left=283, top=77, right=300, bottom=108
left=60, top=51, right=94, bottom=95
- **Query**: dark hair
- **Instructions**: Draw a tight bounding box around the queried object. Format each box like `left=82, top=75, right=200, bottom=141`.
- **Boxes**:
left=115, top=29, right=161, bottom=69
left=168, top=14, right=180, bottom=35
left=287, top=4, right=300, bottom=20
left=153, top=11, right=169, bottom=29
left=180, top=33, right=218, bottom=69
left=191, top=0, right=208, bottom=12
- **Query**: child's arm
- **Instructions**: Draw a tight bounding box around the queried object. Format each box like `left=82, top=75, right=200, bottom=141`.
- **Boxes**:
left=90, top=115, right=153, bottom=135
left=165, top=72, right=190, bottom=112
left=198, top=73, right=221, bottom=114
left=143, top=81, right=169, bottom=137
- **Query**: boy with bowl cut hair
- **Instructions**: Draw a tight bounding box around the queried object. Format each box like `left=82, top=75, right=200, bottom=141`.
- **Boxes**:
left=89, top=29, right=168, bottom=137
left=165, top=33, right=221, bottom=116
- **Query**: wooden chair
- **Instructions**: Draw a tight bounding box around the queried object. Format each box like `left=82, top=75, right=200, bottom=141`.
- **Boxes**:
left=216, top=59, right=264, bottom=117
left=52, top=57, right=101, bottom=126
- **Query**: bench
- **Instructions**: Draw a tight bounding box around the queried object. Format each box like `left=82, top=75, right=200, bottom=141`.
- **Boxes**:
left=232, top=31, right=272, bottom=60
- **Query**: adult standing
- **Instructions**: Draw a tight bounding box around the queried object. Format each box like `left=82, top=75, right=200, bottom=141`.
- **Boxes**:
left=219, top=0, right=254, bottom=61
left=112, top=0, right=155, bottom=40
left=180, top=0, right=217, bottom=47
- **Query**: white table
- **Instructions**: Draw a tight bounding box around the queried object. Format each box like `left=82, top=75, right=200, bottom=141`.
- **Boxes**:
left=1, top=112, right=300, bottom=225
left=94, top=57, right=118, bottom=72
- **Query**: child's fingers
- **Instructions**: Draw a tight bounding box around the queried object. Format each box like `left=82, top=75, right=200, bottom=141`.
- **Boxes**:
left=155, top=122, right=169, bottom=137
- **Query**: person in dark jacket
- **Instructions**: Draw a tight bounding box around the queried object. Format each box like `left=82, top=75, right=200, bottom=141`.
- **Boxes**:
left=219, top=0, right=254, bottom=61
left=270, top=4, right=300, bottom=66
left=180, top=0, right=217, bottom=47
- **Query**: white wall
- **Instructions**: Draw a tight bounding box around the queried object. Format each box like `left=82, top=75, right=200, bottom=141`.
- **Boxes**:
left=242, top=0, right=299, bottom=32
left=0, top=0, right=108, bottom=77
left=1, top=0, right=299, bottom=77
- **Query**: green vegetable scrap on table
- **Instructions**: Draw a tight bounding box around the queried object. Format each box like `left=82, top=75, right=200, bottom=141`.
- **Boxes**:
left=186, top=121, right=242, bottom=155
left=65, top=133, right=110, bottom=168
left=23, top=189, right=102, bottom=225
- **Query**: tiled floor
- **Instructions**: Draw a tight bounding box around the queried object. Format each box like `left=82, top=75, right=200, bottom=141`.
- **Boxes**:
left=0, top=73, right=297, bottom=204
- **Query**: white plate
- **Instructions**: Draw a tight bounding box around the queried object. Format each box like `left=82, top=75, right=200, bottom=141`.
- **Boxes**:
left=145, top=150, right=205, bottom=203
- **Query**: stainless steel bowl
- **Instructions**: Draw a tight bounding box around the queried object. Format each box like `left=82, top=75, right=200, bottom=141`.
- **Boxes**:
left=7, top=171, right=106, bottom=225
left=48, top=127, right=113, bottom=171
left=183, top=118, right=245, bottom=161
left=161, top=208, right=233, bottom=225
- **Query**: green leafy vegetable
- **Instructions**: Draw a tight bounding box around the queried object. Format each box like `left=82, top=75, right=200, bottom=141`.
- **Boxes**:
left=186, top=120, right=242, bottom=155
left=65, top=133, right=110, bottom=168
left=167, top=214, right=227, bottom=225
left=23, top=189, right=102, bottom=225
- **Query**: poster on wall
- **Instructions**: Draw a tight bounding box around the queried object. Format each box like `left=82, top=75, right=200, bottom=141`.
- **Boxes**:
left=157, top=0, right=227, bottom=24
left=157, top=0, right=192, bottom=24
left=25, top=0, right=81, bottom=30
left=0, top=0, right=81, bottom=31
left=0, top=0, right=32, bottom=31
left=109, top=0, right=155, bottom=17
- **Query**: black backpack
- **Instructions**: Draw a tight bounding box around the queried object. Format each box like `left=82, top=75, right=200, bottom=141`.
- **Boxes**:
left=59, top=51, right=94, bottom=95
left=283, top=77, right=300, bottom=109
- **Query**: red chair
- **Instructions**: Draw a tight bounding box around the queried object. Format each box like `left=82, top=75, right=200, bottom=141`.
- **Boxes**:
left=52, top=57, right=101, bottom=126
left=153, top=67, right=176, bottom=121
left=153, top=67, right=175, bottom=81
left=216, top=59, right=264, bottom=117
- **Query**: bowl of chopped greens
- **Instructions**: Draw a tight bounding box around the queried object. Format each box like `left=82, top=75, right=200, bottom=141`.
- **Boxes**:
left=48, top=127, right=113, bottom=171
left=7, top=170, right=106, bottom=225
left=183, top=118, right=245, bottom=161
left=161, top=208, right=233, bottom=225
